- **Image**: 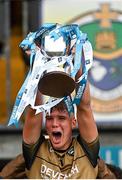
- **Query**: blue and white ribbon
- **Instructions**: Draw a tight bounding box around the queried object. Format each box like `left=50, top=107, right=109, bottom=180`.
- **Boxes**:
left=8, top=50, right=73, bottom=126
left=8, top=23, right=93, bottom=126
left=73, top=40, right=93, bottom=105
left=48, top=24, right=93, bottom=107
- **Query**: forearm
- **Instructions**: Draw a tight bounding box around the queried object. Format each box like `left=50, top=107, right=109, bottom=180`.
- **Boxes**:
left=23, top=91, right=43, bottom=144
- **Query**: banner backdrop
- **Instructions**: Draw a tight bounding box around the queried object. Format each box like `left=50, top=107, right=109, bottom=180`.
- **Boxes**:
left=100, top=146, right=122, bottom=168
left=42, top=0, right=122, bottom=128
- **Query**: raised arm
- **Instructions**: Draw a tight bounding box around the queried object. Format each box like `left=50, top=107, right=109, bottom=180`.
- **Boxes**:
left=23, top=90, right=43, bottom=144
left=76, top=74, right=98, bottom=143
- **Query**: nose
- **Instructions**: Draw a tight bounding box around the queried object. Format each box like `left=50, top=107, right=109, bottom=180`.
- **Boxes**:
left=52, top=118, right=59, bottom=127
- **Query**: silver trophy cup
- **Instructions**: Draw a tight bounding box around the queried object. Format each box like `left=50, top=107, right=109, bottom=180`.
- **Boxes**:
left=38, top=35, right=76, bottom=98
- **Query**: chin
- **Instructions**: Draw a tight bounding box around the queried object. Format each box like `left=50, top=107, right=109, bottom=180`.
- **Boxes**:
left=52, top=143, right=62, bottom=150
left=51, top=142, right=64, bottom=150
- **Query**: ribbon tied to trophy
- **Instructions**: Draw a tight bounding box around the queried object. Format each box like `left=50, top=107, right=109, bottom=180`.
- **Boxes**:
left=8, top=23, right=93, bottom=126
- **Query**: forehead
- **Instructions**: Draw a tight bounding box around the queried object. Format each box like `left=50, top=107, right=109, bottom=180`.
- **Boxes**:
left=46, top=108, right=69, bottom=117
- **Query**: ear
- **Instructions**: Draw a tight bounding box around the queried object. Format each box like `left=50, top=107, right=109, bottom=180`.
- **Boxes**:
left=71, top=115, right=77, bottom=129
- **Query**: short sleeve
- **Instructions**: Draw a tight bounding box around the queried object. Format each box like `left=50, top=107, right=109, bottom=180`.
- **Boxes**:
left=77, top=135, right=100, bottom=167
left=22, top=134, right=45, bottom=170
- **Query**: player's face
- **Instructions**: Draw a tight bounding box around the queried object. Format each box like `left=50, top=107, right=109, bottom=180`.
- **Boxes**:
left=45, top=108, right=76, bottom=150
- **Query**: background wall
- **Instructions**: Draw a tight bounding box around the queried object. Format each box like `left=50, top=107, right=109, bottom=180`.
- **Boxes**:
left=0, top=0, right=122, bottom=170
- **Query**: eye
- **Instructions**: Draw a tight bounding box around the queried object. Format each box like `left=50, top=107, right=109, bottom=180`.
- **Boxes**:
left=58, top=116, right=66, bottom=120
left=46, top=116, right=53, bottom=121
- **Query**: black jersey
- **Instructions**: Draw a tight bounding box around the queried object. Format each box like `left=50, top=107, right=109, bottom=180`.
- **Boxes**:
left=23, top=134, right=99, bottom=179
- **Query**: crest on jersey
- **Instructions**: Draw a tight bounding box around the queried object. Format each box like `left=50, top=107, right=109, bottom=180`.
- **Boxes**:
left=69, top=2, right=122, bottom=126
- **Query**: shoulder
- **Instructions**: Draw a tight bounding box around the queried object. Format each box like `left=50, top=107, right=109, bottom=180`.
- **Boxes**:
left=23, top=133, right=45, bottom=170
left=76, top=134, right=100, bottom=168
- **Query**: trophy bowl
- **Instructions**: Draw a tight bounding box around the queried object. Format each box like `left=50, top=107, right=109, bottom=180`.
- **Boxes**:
left=38, top=70, right=75, bottom=98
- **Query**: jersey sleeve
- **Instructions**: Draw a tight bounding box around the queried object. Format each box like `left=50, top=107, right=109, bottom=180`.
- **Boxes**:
left=22, top=134, right=45, bottom=170
left=77, top=135, right=100, bottom=167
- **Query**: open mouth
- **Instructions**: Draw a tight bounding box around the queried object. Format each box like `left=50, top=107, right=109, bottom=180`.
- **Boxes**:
left=52, top=131, right=62, bottom=143
left=52, top=131, right=62, bottom=138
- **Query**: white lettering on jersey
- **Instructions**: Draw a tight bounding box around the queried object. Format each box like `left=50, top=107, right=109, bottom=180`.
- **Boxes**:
left=40, top=164, right=79, bottom=179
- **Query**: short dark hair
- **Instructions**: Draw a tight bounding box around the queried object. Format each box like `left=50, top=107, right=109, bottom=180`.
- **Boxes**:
left=51, top=101, right=68, bottom=113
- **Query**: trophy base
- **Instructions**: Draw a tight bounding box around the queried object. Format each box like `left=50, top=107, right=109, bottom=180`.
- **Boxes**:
left=38, top=71, right=75, bottom=98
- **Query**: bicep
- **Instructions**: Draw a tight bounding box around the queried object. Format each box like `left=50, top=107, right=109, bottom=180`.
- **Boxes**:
left=77, top=105, right=98, bottom=143
left=23, top=108, right=43, bottom=144
left=23, top=91, right=43, bottom=144
left=77, top=82, right=98, bottom=143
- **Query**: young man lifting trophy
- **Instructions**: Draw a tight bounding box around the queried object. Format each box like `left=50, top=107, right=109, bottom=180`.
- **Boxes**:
left=8, top=23, right=100, bottom=179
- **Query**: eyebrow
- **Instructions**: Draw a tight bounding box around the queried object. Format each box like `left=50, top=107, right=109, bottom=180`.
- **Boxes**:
left=45, top=114, right=67, bottom=118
